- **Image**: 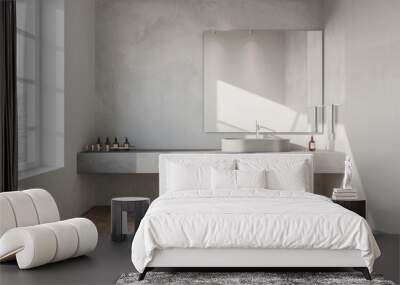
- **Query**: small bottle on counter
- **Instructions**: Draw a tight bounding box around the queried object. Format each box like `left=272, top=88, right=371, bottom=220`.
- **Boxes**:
left=123, top=137, right=130, bottom=149
left=112, top=137, right=119, bottom=149
left=90, top=144, right=96, bottom=152
left=308, top=136, right=316, bottom=152
left=96, top=137, right=102, bottom=152
left=104, top=137, right=110, bottom=152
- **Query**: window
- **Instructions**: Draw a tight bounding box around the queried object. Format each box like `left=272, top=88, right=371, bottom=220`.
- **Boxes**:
left=17, top=0, right=64, bottom=178
left=16, top=0, right=41, bottom=172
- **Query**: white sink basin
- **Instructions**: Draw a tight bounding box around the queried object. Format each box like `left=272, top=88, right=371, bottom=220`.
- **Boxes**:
left=221, top=137, right=290, bottom=153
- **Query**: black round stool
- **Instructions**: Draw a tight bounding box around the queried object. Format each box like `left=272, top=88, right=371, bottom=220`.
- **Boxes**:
left=111, top=197, right=150, bottom=242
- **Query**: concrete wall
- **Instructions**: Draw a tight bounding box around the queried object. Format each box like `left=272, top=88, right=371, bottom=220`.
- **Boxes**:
left=324, top=0, right=400, bottom=234
left=93, top=0, right=324, bottom=205
left=20, top=0, right=97, bottom=219
left=95, top=0, right=323, bottom=148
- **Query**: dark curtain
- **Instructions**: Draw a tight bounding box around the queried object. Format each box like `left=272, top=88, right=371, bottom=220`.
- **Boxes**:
left=0, top=0, right=18, bottom=192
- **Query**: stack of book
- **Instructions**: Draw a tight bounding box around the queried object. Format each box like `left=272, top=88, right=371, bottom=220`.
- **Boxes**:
left=332, top=188, right=358, bottom=200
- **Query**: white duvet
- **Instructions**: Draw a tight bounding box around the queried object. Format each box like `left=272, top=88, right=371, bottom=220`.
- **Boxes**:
left=131, top=190, right=380, bottom=273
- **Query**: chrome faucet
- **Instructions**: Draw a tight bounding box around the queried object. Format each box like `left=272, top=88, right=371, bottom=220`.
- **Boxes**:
left=256, top=120, right=261, bottom=139
left=256, top=120, right=274, bottom=138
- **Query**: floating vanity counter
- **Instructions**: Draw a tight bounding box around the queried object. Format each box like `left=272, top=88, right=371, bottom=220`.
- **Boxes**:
left=77, top=150, right=345, bottom=174
left=77, top=150, right=219, bottom=174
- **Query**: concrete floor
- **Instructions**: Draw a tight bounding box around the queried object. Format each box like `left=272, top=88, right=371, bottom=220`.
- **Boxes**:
left=1, top=206, right=399, bottom=285
left=0, top=234, right=133, bottom=285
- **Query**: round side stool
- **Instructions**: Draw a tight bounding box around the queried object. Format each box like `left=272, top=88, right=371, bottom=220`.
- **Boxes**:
left=111, top=197, right=150, bottom=242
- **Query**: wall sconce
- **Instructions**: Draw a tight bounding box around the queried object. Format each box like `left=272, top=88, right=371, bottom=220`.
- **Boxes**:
left=330, top=104, right=342, bottom=136
left=310, top=105, right=324, bottom=133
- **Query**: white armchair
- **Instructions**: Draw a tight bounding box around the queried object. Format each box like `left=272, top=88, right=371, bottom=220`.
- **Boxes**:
left=0, top=189, right=98, bottom=269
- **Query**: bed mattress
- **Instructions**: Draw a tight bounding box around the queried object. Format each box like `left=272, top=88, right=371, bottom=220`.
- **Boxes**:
left=131, top=190, right=380, bottom=273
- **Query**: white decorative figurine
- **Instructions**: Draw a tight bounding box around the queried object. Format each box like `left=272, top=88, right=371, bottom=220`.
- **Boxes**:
left=341, top=156, right=353, bottom=190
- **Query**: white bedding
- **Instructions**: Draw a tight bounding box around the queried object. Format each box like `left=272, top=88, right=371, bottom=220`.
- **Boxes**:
left=131, top=190, right=380, bottom=273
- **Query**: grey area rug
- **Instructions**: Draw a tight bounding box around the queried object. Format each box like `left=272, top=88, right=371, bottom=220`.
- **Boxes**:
left=116, top=272, right=396, bottom=285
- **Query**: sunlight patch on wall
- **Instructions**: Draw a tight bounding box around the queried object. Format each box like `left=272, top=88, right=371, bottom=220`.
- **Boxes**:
left=216, top=80, right=310, bottom=133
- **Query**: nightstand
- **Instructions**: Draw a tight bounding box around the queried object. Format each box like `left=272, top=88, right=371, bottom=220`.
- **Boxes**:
left=332, top=199, right=366, bottom=218
left=111, top=197, right=150, bottom=242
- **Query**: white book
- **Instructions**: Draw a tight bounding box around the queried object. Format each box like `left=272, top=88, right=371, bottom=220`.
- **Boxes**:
left=332, top=196, right=359, bottom=201
left=332, top=194, right=358, bottom=200
left=332, top=191, right=357, bottom=195
left=333, top=192, right=357, bottom=196
left=333, top=188, right=356, bottom=193
left=333, top=191, right=357, bottom=195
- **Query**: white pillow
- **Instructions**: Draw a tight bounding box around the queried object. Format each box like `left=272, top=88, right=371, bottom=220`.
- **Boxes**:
left=237, top=169, right=267, bottom=189
left=211, top=168, right=236, bottom=190
left=266, top=162, right=307, bottom=191
left=167, top=163, right=210, bottom=191
left=237, top=158, right=311, bottom=192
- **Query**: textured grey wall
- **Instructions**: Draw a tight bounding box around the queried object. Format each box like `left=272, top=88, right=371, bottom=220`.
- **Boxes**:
left=93, top=0, right=324, bottom=206
left=95, top=0, right=323, bottom=148
left=324, top=0, right=400, bottom=234
left=20, top=0, right=97, bottom=219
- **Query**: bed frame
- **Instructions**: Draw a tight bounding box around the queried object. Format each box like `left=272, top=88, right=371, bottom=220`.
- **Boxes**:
left=139, top=248, right=370, bottom=280
left=138, top=154, right=372, bottom=281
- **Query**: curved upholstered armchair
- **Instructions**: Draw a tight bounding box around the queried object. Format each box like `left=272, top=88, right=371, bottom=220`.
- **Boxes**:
left=0, top=189, right=98, bottom=269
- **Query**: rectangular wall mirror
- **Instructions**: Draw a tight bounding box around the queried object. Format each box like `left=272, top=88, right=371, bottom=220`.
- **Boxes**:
left=204, top=30, right=323, bottom=133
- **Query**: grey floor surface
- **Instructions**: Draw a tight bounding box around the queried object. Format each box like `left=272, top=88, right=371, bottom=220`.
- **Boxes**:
left=0, top=234, right=134, bottom=285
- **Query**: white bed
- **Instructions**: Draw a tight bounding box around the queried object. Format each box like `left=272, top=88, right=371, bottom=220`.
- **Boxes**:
left=131, top=153, right=380, bottom=280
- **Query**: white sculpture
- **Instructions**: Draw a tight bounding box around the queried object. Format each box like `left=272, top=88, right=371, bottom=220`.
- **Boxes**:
left=341, top=156, right=353, bottom=190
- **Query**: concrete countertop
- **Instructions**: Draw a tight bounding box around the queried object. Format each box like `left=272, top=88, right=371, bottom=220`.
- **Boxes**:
left=79, top=149, right=220, bottom=153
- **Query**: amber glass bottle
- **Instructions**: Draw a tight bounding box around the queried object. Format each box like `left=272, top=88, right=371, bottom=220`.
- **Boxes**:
left=308, top=136, right=316, bottom=152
